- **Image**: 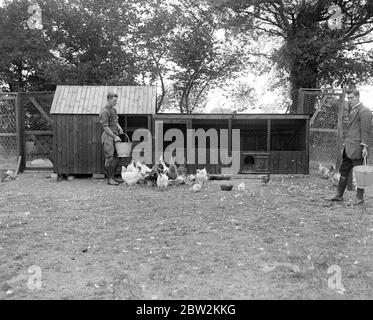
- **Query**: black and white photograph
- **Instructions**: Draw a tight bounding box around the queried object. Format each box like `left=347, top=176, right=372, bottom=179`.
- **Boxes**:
left=1, top=0, right=373, bottom=304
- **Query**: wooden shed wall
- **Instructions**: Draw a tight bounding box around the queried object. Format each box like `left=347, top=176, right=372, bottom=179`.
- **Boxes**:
left=53, top=114, right=104, bottom=174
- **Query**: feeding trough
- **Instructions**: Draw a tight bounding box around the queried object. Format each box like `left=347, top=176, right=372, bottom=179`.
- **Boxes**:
left=220, top=184, right=233, bottom=191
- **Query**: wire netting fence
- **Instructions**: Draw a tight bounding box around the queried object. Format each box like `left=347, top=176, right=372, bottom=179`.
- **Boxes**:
left=24, top=93, right=54, bottom=167
left=0, top=94, right=18, bottom=170
left=300, top=90, right=344, bottom=166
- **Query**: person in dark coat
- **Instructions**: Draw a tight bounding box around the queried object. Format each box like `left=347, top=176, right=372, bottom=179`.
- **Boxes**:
left=99, top=92, right=124, bottom=185
left=326, top=88, right=372, bottom=205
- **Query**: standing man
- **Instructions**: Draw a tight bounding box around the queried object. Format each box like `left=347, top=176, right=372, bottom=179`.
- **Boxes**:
left=326, top=88, right=372, bottom=205
left=99, top=92, right=124, bottom=185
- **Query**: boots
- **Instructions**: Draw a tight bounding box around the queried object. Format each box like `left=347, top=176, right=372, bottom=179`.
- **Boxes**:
left=106, top=165, right=119, bottom=186
left=111, top=158, right=124, bottom=184
left=353, top=188, right=364, bottom=205
left=325, top=175, right=348, bottom=201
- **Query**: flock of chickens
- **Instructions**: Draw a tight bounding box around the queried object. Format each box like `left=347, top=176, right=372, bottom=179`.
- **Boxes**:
left=120, top=156, right=209, bottom=191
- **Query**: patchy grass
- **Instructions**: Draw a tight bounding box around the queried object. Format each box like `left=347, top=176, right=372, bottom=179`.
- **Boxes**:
left=0, top=169, right=372, bottom=300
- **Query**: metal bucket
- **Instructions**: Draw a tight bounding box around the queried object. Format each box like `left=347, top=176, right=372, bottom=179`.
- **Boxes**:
left=115, top=133, right=132, bottom=157
left=353, top=157, right=373, bottom=189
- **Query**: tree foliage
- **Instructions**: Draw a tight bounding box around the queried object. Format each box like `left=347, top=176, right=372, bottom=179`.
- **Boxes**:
left=214, top=0, right=373, bottom=113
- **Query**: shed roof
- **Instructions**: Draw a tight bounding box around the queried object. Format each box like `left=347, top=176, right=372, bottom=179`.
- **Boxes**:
left=50, top=85, right=157, bottom=114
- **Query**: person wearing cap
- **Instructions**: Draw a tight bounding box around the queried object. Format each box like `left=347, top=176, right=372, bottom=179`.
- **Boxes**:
left=326, top=87, right=372, bottom=205
left=99, top=92, right=124, bottom=185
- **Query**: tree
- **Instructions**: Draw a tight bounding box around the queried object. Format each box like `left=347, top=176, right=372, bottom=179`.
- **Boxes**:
left=214, top=0, right=373, bottom=113
left=0, top=0, right=55, bottom=91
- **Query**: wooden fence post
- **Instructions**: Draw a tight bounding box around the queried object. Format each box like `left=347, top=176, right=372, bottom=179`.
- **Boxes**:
left=15, top=92, right=25, bottom=173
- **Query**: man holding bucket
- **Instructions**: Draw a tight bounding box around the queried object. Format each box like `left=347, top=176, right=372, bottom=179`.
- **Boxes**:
left=99, top=92, right=124, bottom=185
left=326, top=88, right=372, bottom=205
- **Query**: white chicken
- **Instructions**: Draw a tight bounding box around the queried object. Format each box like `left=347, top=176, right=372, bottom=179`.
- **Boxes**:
left=191, top=182, right=202, bottom=192
left=173, top=175, right=186, bottom=185
left=156, top=173, right=169, bottom=188
left=196, top=168, right=208, bottom=183
left=121, top=165, right=141, bottom=186
left=135, top=160, right=152, bottom=177
left=126, top=160, right=137, bottom=172
left=237, top=182, right=245, bottom=191
left=318, top=163, right=330, bottom=179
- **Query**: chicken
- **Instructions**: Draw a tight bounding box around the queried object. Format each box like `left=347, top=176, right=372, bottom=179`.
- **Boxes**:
left=185, top=174, right=196, bottom=185
left=329, top=171, right=340, bottom=186
left=191, top=182, right=202, bottom=192
left=237, top=182, right=245, bottom=191
left=318, top=163, right=330, bottom=179
left=261, top=173, right=270, bottom=185
left=135, top=160, right=152, bottom=177
left=159, top=155, right=169, bottom=175
left=156, top=173, right=169, bottom=188
left=126, top=160, right=136, bottom=172
left=177, top=163, right=187, bottom=176
left=0, top=170, right=15, bottom=182
left=196, top=168, right=208, bottom=183
left=121, top=165, right=141, bottom=186
left=173, top=175, right=186, bottom=185
left=145, top=163, right=163, bottom=182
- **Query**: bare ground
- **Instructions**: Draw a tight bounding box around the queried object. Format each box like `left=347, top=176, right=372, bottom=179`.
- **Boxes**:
left=0, top=167, right=372, bottom=300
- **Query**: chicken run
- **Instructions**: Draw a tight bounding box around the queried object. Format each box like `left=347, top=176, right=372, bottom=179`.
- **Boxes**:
left=120, top=156, right=209, bottom=191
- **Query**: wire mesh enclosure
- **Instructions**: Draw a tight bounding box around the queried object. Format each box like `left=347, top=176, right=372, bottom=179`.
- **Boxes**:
left=0, top=94, right=17, bottom=170
left=23, top=93, right=54, bottom=168
left=300, top=89, right=344, bottom=165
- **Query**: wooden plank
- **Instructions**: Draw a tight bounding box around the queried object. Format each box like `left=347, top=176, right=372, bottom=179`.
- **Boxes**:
left=16, top=93, right=25, bottom=173
left=0, top=96, right=17, bottom=101
left=51, top=115, right=56, bottom=173
left=62, top=115, right=68, bottom=173
left=0, top=133, right=16, bottom=137
left=50, top=86, right=61, bottom=114
left=56, top=115, right=62, bottom=174
left=228, top=118, right=232, bottom=156
left=152, top=114, right=311, bottom=120
left=68, top=116, right=75, bottom=173
left=267, top=119, right=271, bottom=152
left=77, top=114, right=84, bottom=173
left=15, top=156, right=22, bottom=175
left=91, top=116, right=96, bottom=174
left=310, top=128, right=338, bottom=133
left=73, top=115, right=78, bottom=174
left=29, top=97, right=53, bottom=124
left=25, top=130, right=53, bottom=135
left=305, top=119, right=310, bottom=174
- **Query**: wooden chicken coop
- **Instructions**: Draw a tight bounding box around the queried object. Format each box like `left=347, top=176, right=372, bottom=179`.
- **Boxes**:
left=50, top=85, right=310, bottom=176
left=152, top=114, right=310, bottom=175
left=50, top=85, right=156, bottom=175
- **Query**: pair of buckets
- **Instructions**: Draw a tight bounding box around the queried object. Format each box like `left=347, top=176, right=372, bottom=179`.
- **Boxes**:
left=353, top=156, right=373, bottom=188
left=115, top=133, right=132, bottom=157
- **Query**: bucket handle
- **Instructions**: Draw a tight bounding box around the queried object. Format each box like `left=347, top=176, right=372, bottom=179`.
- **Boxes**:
left=116, top=132, right=131, bottom=143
